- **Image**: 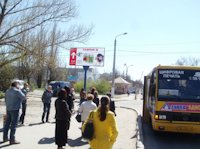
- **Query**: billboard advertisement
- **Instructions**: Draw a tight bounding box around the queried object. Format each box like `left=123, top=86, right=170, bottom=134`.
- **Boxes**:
left=69, top=48, right=105, bottom=67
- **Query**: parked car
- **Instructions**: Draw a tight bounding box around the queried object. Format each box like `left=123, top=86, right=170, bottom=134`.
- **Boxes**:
left=49, top=81, right=71, bottom=97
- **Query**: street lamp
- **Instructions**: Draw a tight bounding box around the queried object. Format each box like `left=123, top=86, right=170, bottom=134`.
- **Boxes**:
left=124, top=64, right=134, bottom=80
left=111, top=32, right=128, bottom=97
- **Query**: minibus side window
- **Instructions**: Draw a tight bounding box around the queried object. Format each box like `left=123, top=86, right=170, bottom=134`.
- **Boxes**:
left=149, top=71, right=156, bottom=98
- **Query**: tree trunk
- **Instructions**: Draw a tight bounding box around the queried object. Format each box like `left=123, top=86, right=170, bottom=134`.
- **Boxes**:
left=36, top=73, right=43, bottom=88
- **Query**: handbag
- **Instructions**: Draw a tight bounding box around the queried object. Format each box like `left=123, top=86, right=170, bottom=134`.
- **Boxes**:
left=75, top=113, right=82, bottom=123
left=82, top=111, right=94, bottom=140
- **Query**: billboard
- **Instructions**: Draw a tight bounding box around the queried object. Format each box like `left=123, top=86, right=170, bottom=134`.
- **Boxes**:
left=69, top=48, right=105, bottom=67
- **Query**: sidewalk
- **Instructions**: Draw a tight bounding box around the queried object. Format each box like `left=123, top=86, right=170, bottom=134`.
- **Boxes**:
left=0, top=108, right=137, bottom=149
left=0, top=90, right=138, bottom=149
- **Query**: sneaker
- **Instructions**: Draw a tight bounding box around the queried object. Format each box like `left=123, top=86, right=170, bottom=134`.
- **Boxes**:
left=10, top=140, right=20, bottom=145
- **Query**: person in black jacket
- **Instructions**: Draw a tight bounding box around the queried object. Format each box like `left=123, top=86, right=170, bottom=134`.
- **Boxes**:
left=106, top=92, right=116, bottom=116
left=55, top=89, right=71, bottom=149
left=93, top=91, right=99, bottom=107
left=64, top=86, right=74, bottom=113
left=90, top=87, right=96, bottom=95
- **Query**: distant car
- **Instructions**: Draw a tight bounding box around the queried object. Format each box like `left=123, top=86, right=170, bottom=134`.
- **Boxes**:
left=49, top=81, right=71, bottom=97
left=128, top=87, right=136, bottom=94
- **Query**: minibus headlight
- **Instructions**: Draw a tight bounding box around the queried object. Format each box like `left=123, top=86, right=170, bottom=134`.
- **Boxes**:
left=154, top=115, right=159, bottom=120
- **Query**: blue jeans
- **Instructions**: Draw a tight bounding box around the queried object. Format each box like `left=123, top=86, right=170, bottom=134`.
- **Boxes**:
left=3, top=110, right=19, bottom=141
left=42, top=103, right=51, bottom=122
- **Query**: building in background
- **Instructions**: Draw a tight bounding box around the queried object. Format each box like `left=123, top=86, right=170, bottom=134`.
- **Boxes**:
left=113, top=77, right=132, bottom=94
left=67, top=67, right=100, bottom=82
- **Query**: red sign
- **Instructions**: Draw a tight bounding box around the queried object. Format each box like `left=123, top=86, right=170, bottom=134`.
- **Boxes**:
left=161, top=102, right=200, bottom=113
left=69, top=48, right=77, bottom=65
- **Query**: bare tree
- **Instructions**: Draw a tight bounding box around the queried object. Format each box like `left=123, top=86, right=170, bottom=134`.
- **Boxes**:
left=0, top=0, right=92, bottom=68
left=100, top=72, right=112, bottom=81
left=175, top=57, right=200, bottom=66
left=46, top=23, right=59, bottom=83
left=0, top=63, right=16, bottom=91
left=17, top=24, right=66, bottom=87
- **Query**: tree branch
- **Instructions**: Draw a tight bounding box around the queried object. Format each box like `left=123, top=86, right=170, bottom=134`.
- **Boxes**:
left=4, top=0, right=23, bottom=15
left=0, top=51, right=21, bottom=55
left=0, top=0, right=8, bottom=27
left=0, top=2, right=3, bottom=9
left=0, top=1, right=75, bottom=42
left=0, top=54, right=25, bottom=67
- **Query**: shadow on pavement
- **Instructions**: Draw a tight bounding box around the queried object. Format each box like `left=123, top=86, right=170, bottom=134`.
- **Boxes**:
left=29, top=122, right=44, bottom=126
left=130, top=134, right=137, bottom=139
left=68, top=137, right=88, bottom=147
left=38, top=137, right=55, bottom=144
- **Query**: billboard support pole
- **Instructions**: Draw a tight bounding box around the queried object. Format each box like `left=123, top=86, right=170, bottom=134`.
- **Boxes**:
left=83, top=66, right=89, bottom=91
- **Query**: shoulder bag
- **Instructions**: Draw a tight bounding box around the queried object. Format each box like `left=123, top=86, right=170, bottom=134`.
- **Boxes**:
left=82, top=111, right=94, bottom=140
left=75, top=113, right=82, bottom=123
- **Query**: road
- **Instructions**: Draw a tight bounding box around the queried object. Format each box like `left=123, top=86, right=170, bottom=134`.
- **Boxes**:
left=127, top=94, right=200, bottom=149
left=142, top=123, right=200, bottom=149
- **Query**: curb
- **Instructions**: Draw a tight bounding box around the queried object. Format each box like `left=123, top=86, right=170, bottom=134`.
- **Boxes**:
left=119, top=106, right=144, bottom=149
left=136, top=115, right=144, bottom=149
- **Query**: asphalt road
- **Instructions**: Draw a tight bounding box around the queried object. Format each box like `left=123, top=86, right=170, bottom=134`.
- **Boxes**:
left=142, top=123, right=200, bottom=149
left=132, top=95, right=200, bottom=149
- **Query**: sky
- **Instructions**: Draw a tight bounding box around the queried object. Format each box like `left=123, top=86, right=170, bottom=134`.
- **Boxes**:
left=60, top=0, right=200, bottom=81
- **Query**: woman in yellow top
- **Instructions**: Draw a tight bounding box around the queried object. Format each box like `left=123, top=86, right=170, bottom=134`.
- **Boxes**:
left=83, top=96, right=118, bottom=149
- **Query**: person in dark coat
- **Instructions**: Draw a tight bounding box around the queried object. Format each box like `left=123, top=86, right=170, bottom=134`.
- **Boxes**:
left=55, top=89, right=71, bottom=149
left=64, top=86, right=74, bottom=113
left=90, top=87, right=96, bottom=95
left=93, top=91, right=99, bottom=107
left=106, top=92, right=116, bottom=116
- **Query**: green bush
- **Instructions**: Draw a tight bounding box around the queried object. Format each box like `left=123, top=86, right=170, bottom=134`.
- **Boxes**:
left=0, top=91, right=5, bottom=99
left=74, top=80, right=92, bottom=93
left=74, top=79, right=111, bottom=95
left=93, top=80, right=111, bottom=95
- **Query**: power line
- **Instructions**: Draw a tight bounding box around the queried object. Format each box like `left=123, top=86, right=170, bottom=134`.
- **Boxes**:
left=105, top=50, right=200, bottom=54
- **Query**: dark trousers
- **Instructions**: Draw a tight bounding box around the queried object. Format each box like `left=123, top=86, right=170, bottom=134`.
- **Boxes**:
left=55, top=120, right=68, bottom=147
left=20, top=103, right=27, bottom=124
left=3, top=110, right=19, bottom=142
left=42, top=103, right=51, bottom=122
